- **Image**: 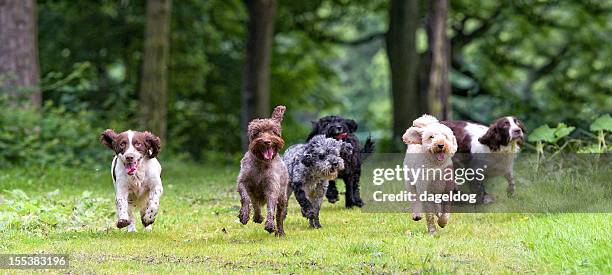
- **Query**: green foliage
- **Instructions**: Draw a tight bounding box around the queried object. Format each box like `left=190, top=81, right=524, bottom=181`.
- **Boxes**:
left=590, top=114, right=612, bottom=132
left=0, top=99, right=105, bottom=167
left=0, top=189, right=113, bottom=235
left=24, top=0, right=612, bottom=164
left=528, top=123, right=575, bottom=144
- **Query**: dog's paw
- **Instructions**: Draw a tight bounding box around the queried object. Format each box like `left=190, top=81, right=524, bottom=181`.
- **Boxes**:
left=238, top=208, right=250, bottom=225
left=506, top=185, right=516, bottom=197
left=253, top=213, right=264, bottom=224
left=309, top=218, right=322, bottom=229
left=437, top=213, right=449, bottom=228
left=116, top=219, right=130, bottom=228
left=264, top=222, right=275, bottom=233
left=301, top=208, right=316, bottom=219
left=141, top=217, right=155, bottom=227
left=483, top=194, right=496, bottom=204
left=353, top=198, right=364, bottom=208
left=275, top=229, right=286, bottom=237
left=412, top=213, right=422, bottom=221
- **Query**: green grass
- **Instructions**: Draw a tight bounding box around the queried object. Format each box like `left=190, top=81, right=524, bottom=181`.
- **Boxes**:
left=0, top=162, right=610, bottom=273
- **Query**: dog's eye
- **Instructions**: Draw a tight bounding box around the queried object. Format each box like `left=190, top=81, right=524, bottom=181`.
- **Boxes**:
left=134, top=142, right=141, bottom=148
left=120, top=142, right=126, bottom=147
left=429, top=136, right=434, bottom=139
left=318, top=154, right=325, bottom=160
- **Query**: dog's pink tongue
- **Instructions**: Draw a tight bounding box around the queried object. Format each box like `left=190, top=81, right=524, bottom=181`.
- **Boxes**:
left=263, top=148, right=275, bottom=160
left=125, top=162, right=137, bottom=174
left=336, top=133, right=348, bottom=139
left=436, top=153, right=445, bottom=161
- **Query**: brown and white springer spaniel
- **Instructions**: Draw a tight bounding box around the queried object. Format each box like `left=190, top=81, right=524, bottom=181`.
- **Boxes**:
left=441, top=117, right=526, bottom=203
left=100, top=129, right=162, bottom=232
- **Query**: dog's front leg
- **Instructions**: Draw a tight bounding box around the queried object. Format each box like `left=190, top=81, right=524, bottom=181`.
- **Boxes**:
left=275, top=194, right=288, bottom=236
left=237, top=180, right=251, bottom=225
left=407, top=180, right=422, bottom=221
left=142, top=179, right=163, bottom=229
left=292, top=181, right=315, bottom=220
left=343, top=175, right=355, bottom=208
left=349, top=172, right=364, bottom=207
left=264, top=193, right=277, bottom=233
left=426, top=213, right=436, bottom=235
left=505, top=172, right=515, bottom=197
left=325, top=180, right=339, bottom=203
left=115, top=185, right=131, bottom=229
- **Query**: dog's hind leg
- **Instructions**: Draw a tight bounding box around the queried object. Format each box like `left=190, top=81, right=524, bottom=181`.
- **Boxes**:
left=426, top=213, right=436, bottom=235
left=505, top=172, right=515, bottom=197
left=264, top=194, right=277, bottom=233
left=252, top=201, right=264, bottom=223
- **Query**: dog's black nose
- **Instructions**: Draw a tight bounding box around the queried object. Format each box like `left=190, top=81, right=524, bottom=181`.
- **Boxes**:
left=125, top=156, right=134, bottom=162
left=263, top=140, right=272, bottom=145
left=335, top=125, right=342, bottom=131
left=437, top=144, right=445, bottom=149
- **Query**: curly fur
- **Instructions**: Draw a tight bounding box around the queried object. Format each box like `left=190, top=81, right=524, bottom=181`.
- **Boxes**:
left=236, top=106, right=289, bottom=236
left=284, top=135, right=353, bottom=228
left=403, top=114, right=458, bottom=235
left=306, top=115, right=374, bottom=208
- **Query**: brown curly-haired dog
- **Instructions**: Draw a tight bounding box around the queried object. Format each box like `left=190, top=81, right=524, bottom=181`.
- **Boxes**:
left=236, top=105, right=289, bottom=236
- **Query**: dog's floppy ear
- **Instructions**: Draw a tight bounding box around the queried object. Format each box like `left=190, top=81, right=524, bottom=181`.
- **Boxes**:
left=346, top=119, right=358, bottom=133
left=402, top=127, right=423, bottom=145
left=100, top=129, right=118, bottom=151
left=479, top=126, right=501, bottom=151
left=144, top=131, right=162, bottom=158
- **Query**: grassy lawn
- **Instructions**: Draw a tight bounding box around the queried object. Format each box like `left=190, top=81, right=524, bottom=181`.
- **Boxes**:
left=1, top=162, right=610, bottom=273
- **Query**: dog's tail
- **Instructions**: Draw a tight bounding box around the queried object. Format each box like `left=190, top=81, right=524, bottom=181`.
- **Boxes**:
left=271, top=105, right=286, bottom=124
left=360, top=135, right=375, bottom=161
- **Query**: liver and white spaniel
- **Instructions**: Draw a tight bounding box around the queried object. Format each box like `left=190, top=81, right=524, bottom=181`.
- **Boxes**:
left=441, top=117, right=526, bottom=203
left=100, top=129, right=162, bottom=232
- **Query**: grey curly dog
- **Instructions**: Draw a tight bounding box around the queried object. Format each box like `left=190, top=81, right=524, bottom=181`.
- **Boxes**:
left=283, top=135, right=353, bottom=228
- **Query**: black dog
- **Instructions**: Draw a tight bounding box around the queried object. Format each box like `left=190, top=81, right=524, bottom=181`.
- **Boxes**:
left=306, top=116, right=375, bottom=208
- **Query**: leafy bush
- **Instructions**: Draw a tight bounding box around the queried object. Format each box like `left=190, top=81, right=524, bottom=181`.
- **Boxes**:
left=0, top=189, right=114, bottom=234
left=0, top=98, right=106, bottom=167
left=528, top=115, right=612, bottom=159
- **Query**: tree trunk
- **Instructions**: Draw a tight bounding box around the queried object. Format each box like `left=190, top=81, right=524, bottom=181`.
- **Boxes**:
left=0, top=0, right=41, bottom=107
left=240, top=0, right=276, bottom=151
left=140, top=0, right=171, bottom=140
left=386, top=0, right=421, bottom=150
left=426, top=0, right=451, bottom=120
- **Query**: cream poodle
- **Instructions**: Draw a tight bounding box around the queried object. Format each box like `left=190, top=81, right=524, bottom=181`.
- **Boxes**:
left=402, top=114, right=458, bottom=234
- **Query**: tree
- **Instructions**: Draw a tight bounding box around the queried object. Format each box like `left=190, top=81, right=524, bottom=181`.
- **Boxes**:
left=426, top=0, right=451, bottom=120
left=385, top=0, right=421, bottom=149
left=240, top=0, right=276, bottom=150
left=140, top=0, right=172, bottom=140
left=0, top=0, right=41, bottom=107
